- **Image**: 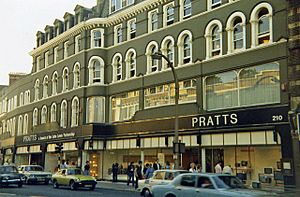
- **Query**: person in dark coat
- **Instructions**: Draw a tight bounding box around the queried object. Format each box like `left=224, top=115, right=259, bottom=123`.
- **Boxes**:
left=135, top=161, right=143, bottom=189
left=143, top=163, right=149, bottom=175
left=127, top=162, right=135, bottom=187
left=112, top=162, right=119, bottom=182
left=153, top=159, right=161, bottom=171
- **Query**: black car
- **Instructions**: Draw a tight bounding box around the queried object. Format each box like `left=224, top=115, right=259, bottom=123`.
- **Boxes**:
left=0, top=165, right=23, bottom=187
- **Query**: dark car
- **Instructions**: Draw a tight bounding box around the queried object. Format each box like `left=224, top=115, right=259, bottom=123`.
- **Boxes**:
left=0, top=165, right=23, bottom=187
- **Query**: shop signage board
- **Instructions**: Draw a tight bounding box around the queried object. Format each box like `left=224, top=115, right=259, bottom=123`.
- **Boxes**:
left=191, top=106, right=289, bottom=129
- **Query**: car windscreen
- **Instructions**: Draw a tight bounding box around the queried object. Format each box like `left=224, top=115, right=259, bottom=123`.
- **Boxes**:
left=25, top=166, right=43, bottom=171
left=211, top=177, right=230, bottom=189
left=216, top=176, right=246, bottom=189
left=67, top=169, right=82, bottom=175
left=0, top=166, right=18, bottom=173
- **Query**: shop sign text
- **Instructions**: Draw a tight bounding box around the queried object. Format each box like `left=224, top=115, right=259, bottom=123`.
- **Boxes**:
left=192, top=113, right=238, bottom=128
left=22, top=132, right=76, bottom=143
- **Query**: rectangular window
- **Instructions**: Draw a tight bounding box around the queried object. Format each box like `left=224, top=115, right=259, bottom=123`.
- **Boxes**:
left=75, top=35, right=80, bottom=53
left=91, top=29, right=104, bottom=48
left=164, top=3, right=175, bottom=26
left=111, top=91, right=139, bottom=122
left=45, top=51, right=49, bottom=67
left=36, top=56, right=41, bottom=72
left=86, top=97, right=105, bottom=123
left=148, top=10, right=158, bottom=32
left=64, top=41, right=69, bottom=58
left=127, top=19, right=136, bottom=40
left=110, top=0, right=134, bottom=13
left=54, top=46, right=59, bottom=64
left=211, top=0, right=221, bottom=9
left=114, top=25, right=123, bottom=44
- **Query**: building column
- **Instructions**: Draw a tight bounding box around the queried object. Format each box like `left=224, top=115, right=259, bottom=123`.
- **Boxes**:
left=40, top=143, right=47, bottom=168
left=201, top=148, right=206, bottom=172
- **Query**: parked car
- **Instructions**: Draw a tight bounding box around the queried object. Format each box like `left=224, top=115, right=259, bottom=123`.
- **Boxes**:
left=18, top=165, right=52, bottom=185
left=0, top=165, right=23, bottom=188
left=51, top=168, right=97, bottom=190
left=140, top=170, right=190, bottom=197
left=151, top=173, right=277, bottom=197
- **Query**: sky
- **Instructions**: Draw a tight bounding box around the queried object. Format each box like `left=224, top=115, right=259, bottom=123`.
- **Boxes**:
left=0, top=0, right=97, bottom=85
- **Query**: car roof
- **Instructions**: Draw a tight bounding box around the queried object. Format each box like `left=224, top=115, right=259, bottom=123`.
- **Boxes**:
left=154, top=170, right=189, bottom=172
left=20, top=165, right=42, bottom=167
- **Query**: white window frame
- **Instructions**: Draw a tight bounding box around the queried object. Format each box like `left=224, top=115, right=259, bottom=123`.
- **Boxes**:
left=250, top=3, right=273, bottom=48
left=62, top=67, right=69, bottom=92
left=75, top=35, right=81, bottom=53
left=52, top=71, right=58, bottom=95
left=148, top=9, right=159, bottom=32
left=36, top=56, right=41, bottom=72
left=18, top=115, right=23, bottom=136
left=208, top=0, right=222, bottom=11
left=44, top=51, right=49, bottom=68
left=112, top=53, right=123, bottom=82
left=145, top=41, right=159, bottom=74
left=71, top=97, right=80, bottom=127
left=33, top=108, right=38, bottom=126
left=91, top=28, right=104, bottom=48
left=23, top=114, right=28, bottom=134
left=110, top=0, right=135, bottom=14
left=127, top=18, right=136, bottom=40
left=73, top=62, right=81, bottom=89
left=50, top=103, right=57, bottom=122
left=41, top=105, right=47, bottom=124
left=34, top=79, right=40, bottom=101
left=42, top=75, right=49, bottom=98
left=226, top=12, right=246, bottom=53
left=54, top=46, right=59, bottom=64
left=205, top=20, right=223, bottom=59
left=64, top=41, right=69, bottom=59
left=180, top=0, right=192, bottom=20
left=88, top=56, right=105, bottom=85
left=163, top=2, right=175, bottom=27
left=60, top=100, right=68, bottom=128
left=178, top=30, right=193, bottom=66
left=125, top=48, right=136, bottom=79
left=114, top=24, right=123, bottom=45
left=161, top=36, right=175, bottom=70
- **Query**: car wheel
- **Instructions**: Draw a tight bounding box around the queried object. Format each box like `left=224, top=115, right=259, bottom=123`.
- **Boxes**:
left=89, top=184, right=96, bottom=191
left=18, top=182, right=23, bottom=188
left=53, top=180, right=59, bottom=189
left=144, top=189, right=152, bottom=197
left=70, top=180, right=77, bottom=190
left=165, top=195, right=176, bottom=197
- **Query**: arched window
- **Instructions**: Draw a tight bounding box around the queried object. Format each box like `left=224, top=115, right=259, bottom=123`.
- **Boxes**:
left=88, top=56, right=105, bottom=85
left=50, top=103, right=57, bottom=122
left=60, top=100, right=67, bottom=128
left=62, top=67, right=69, bottom=92
left=19, top=92, right=24, bottom=106
left=71, top=97, right=79, bottom=127
left=73, top=63, right=80, bottom=89
left=146, top=41, right=159, bottom=74
left=33, top=108, right=38, bottom=126
left=178, top=30, right=192, bottom=65
left=226, top=12, right=246, bottom=53
left=18, top=115, right=23, bottom=136
left=52, top=72, right=58, bottom=95
left=205, top=20, right=222, bottom=59
left=161, top=36, right=175, bottom=70
left=250, top=3, right=273, bottom=47
left=23, top=114, right=28, bottom=134
left=43, top=75, right=49, bottom=98
left=41, top=105, right=47, bottom=124
left=112, top=54, right=123, bottom=82
left=125, top=49, right=136, bottom=79
left=34, top=79, right=40, bottom=101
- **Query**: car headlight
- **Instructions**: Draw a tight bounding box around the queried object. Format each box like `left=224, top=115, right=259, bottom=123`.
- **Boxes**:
left=92, top=177, right=97, bottom=181
left=3, top=176, right=9, bottom=180
left=74, top=178, right=80, bottom=182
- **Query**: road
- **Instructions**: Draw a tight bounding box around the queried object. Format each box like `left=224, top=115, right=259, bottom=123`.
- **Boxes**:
left=0, top=184, right=140, bottom=197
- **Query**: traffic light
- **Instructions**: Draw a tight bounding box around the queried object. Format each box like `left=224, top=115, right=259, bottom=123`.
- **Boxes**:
left=136, top=135, right=141, bottom=147
left=55, top=143, right=63, bottom=153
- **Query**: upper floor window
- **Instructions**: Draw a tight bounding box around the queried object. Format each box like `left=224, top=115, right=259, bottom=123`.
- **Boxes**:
left=24, top=90, right=30, bottom=104
left=91, top=29, right=104, bottom=48
left=125, top=49, right=136, bottom=79
left=205, top=20, right=222, bottom=59
left=161, top=36, right=175, bottom=70
left=75, top=35, right=81, bottom=53
left=41, top=105, right=47, bottom=124
left=208, top=0, right=221, bottom=10
left=127, top=19, right=136, bottom=40
left=178, top=30, right=192, bottom=65
left=18, top=115, right=23, bottom=136
left=52, top=72, right=58, bottom=95
left=112, top=54, right=123, bottom=82
left=86, top=97, right=105, bottom=123
left=250, top=3, right=273, bottom=47
left=73, top=63, right=80, bottom=89
left=60, top=100, right=68, bottom=128
left=110, top=0, right=134, bottom=13
left=45, top=51, right=49, bottom=67
left=146, top=41, right=159, bottom=74
left=64, top=41, right=69, bottom=58
left=62, top=67, right=69, bottom=92
left=226, top=12, right=246, bottom=53
left=36, top=56, right=41, bottom=72
left=42, top=75, right=49, bottom=98
left=148, top=10, right=158, bottom=32
left=183, top=0, right=192, bottom=19
left=54, top=46, right=59, bottom=64
left=88, top=56, right=105, bottom=85
left=114, top=25, right=123, bottom=44
left=50, top=103, right=57, bottom=122
left=19, top=92, right=24, bottom=107
left=34, top=79, right=40, bottom=101
left=204, top=62, right=280, bottom=111
left=71, top=97, right=79, bottom=127
left=164, top=3, right=175, bottom=26
left=23, top=114, right=28, bottom=135
left=33, top=108, right=38, bottom=126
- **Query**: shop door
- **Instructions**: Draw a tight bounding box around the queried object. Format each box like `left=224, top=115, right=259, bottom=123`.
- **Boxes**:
left=205, top=148, right=224, bottom=173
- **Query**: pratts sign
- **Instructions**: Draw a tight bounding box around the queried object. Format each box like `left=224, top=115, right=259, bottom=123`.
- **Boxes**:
left=191, top=106, right=289, bottom=129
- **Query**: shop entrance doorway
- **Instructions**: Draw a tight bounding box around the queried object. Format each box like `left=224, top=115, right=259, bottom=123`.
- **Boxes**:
left=205, top=148, right=224, bottom=173
left=30, top=153, right=43, bottom=166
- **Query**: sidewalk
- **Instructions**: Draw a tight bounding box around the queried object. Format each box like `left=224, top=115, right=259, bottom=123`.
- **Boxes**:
left=96, top=180, right=138, bottom=192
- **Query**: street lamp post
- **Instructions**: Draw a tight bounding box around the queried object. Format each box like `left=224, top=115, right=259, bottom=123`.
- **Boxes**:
left=151, top=52, right=180, bottom=169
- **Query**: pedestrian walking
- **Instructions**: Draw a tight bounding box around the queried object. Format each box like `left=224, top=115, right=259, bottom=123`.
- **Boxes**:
left=223, top=165, right=232, bottom=175
left=145, top=164, right=155, bottom=179
left=214, top=161, right=223, bottom=174
left=153, top=159, right=160, bottom=171
left=127, top=162, right=135, bottom=187
left=112, top=162, right=119, bottom=182
left=135, top=161, right=143, bottom=189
